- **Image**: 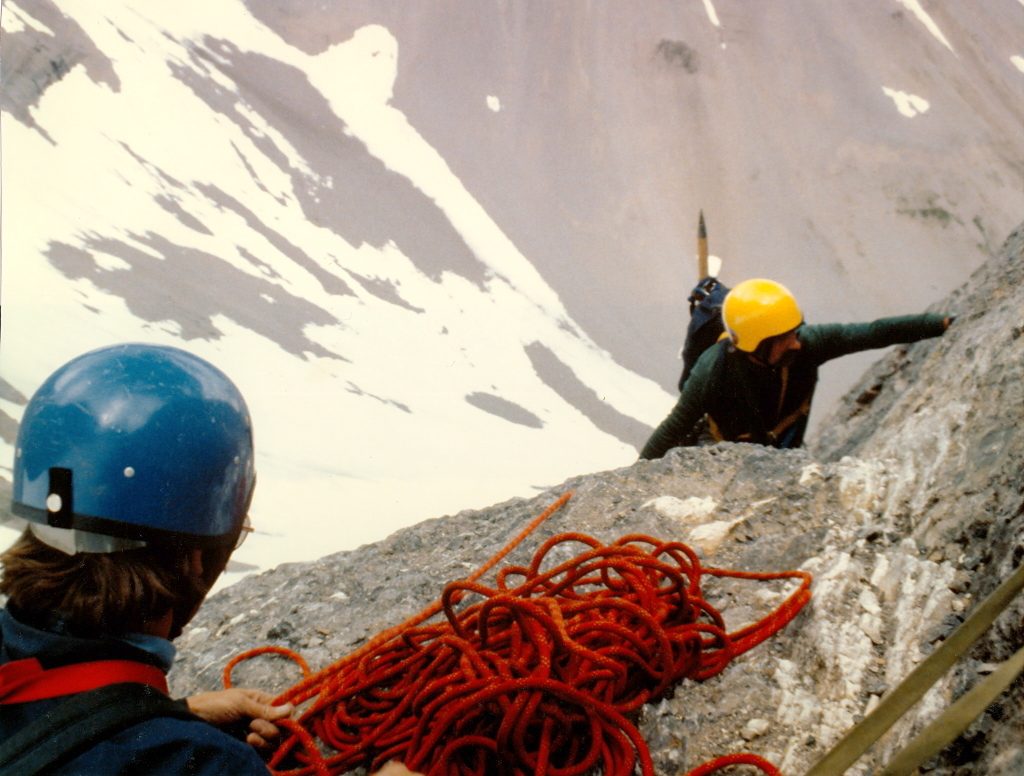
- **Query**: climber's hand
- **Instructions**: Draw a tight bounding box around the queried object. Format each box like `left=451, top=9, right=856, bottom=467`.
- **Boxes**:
left=186, top=688, right=294, bottom=748
left=371, top=762, right=424, bottom=776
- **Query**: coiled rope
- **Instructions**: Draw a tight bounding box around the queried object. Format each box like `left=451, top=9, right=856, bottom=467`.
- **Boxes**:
left=225, top=492, right=811, bottom=775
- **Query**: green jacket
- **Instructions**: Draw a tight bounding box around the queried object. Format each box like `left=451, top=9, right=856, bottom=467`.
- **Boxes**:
left=639, top=313, right=947, bottom=459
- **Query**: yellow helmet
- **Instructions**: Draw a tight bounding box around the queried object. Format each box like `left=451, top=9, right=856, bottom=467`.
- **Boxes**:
left=722, top=278, right=802, bottom=352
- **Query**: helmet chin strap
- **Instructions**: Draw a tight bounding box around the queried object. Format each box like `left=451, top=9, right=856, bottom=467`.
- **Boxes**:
left=168, top=544, right=234, bottom=639
left=750, top=338, right=775, bottom=366
left=168, top=585, right=207, bottom=640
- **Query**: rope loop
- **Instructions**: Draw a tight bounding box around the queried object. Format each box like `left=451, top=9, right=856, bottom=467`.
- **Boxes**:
left=223, top=645, right=311, bottom=689
left=224, top=494, right=810, bottom=775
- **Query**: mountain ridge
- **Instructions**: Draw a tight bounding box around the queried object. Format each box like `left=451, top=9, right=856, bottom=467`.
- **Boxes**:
left=3, top=0, right=1023, bottom=629
left=172, top=221, right=1024, bottom=774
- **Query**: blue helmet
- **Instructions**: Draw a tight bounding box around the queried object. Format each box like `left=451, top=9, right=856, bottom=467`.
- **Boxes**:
left=11, top=344, right=255, bottom=551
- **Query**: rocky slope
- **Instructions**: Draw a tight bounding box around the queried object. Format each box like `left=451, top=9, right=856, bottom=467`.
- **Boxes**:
left=171, top=221, right=1024, bottom=775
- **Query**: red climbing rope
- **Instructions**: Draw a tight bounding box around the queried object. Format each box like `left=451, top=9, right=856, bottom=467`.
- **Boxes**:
left=686, top=753, right=782, bottom=776
left=226, top=492, right=811, bottom=776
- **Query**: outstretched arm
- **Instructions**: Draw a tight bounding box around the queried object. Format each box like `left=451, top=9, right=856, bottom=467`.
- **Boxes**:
left=801, top=313, right=950, bottom=365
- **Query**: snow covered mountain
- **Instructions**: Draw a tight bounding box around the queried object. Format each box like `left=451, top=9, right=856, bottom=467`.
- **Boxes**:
left=2, top=1, right=1022, bottom=579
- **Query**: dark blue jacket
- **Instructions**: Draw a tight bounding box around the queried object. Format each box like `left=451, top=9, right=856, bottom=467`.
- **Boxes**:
left=0, top=606, right=269, bottom=775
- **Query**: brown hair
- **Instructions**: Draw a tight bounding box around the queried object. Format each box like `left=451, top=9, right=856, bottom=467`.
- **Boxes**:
left=0, top=529, right=206, bottom=638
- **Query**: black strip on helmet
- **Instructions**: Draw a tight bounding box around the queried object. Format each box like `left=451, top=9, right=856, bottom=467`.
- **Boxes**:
left=10, top=501, right=239, bottom=550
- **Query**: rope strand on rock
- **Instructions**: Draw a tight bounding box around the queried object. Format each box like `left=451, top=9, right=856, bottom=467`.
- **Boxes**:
left=225, top=492, right=811, bottom=775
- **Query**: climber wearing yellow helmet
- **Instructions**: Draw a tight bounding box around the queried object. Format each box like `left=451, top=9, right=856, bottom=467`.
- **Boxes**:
left=639, top=278, right=953, bottom=459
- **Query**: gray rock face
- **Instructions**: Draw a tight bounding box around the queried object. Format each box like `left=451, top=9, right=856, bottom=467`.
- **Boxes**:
left=172, top=222, right=1024, bottom=774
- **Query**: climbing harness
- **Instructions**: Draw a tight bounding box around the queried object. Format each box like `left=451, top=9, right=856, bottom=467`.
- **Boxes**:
left=805, top=560, right=1024, bottom=775
left=226, top=492, right=812, bottom=776
left=0, top=679, right=193, bottom=773
left=706, top=392, right=810, bottom=449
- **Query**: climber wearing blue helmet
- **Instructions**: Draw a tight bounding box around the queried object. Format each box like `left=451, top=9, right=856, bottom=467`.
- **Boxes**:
left=10, top=343, right=257, bottom=552
left=0, top=344, right=290, bottom=774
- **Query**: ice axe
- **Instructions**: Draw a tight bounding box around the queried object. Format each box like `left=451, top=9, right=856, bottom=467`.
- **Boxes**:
left=697, top=210, right=709, bottom=280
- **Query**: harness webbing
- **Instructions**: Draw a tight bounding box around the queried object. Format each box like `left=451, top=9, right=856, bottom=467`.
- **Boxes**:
left=0, top=657, right=168, bottom=704
left=706, top=395, right=810, bottom=447
left=878, top=642, right=1024, bottom=776
left=805, top=561, right=1024, bottom=775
